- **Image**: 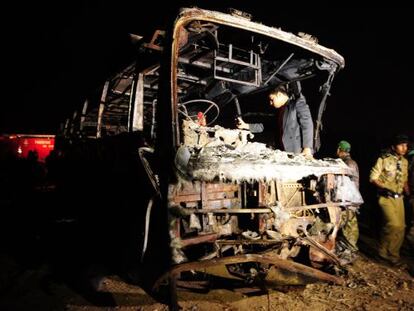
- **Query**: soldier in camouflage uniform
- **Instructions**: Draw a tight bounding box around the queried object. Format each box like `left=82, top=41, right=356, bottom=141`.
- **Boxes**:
left=337, top=140, right=360, bottom=253
left=370, top=134, right=409, bottom=265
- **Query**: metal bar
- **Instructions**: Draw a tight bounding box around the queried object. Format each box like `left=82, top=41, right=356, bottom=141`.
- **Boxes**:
left=178, top=57, right=232, bottom=73
left=174, top=191, right=238, bottom=202
left=193, top=208, right=272, bottom=213
left=79, top=99, right=88, bottom=131
left=181, top=233, right=218, bottom=248
left=299, top=234, right=342, bottom=266
left=96, top=81, right=109, bottom=138
left=132, top=73, right=144, bottom=131
left=217, top=240, right=283, bottom=245
left=264, top=53, right=294, bottom=86
left=153, top=253, right=344, bottom=291
left=189, top=202, right=346, bottom=214
left=215, top=55, right=261, bottom=69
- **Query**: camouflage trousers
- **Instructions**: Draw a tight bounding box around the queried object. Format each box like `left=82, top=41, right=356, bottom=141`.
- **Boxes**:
left=341, top=209, right=359, bottom=251
left=378, top=196, right=405, bottom=260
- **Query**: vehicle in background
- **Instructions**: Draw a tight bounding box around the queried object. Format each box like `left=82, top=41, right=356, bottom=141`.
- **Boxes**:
left=0, top=134, right=55, bottom=162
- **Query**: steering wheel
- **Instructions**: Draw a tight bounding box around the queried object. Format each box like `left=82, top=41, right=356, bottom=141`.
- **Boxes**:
left=178, top=99, right=220, bottom=126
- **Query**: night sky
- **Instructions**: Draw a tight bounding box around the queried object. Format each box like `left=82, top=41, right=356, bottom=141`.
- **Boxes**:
left=3, top=1, right=413, bottom=149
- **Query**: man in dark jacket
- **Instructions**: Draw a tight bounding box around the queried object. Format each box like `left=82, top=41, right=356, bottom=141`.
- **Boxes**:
left=237, top=84, right=313, bottom=157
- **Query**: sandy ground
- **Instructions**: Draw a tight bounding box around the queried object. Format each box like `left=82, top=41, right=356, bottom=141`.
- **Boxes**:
left=1, top=251, right=413, bottom=311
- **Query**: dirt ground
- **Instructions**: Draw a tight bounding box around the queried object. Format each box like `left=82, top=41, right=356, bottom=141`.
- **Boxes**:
left=1, top=251, right=413, bottom=311
left=1, top=159, right=413, bottom=311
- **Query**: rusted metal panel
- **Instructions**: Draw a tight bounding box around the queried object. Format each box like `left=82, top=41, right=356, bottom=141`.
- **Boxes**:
left=280, top=183, right=304, bottom=207
left=258, top=182, right=267, bottom=206
left=205, top=183, right=240, bottom=192
left=172, top=182, right=240, bottom=206
left=200, top=181, right=208, bottom=208
left=205, top=191, right=238, bottom=200
left=173, top=193, right=201, bottom=203
left=203, top=198, right=240, bottom=209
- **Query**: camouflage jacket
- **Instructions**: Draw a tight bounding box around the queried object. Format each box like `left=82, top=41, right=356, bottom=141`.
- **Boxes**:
left=370, top=153, right=408, bottom=194
left=341, top=155, right=359, bottom=189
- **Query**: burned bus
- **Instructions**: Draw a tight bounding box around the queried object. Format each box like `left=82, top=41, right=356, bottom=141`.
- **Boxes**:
left=61, top=7, right=362, bottom=298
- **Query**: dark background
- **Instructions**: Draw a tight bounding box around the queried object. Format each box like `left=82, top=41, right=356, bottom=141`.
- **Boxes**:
left=0, top=3, right=413, bottom=306
left=1, top=1, right=413, bottom=177
left=0, top=1, right=414, bottom=143
left=2, top=1, right=413, bottom=138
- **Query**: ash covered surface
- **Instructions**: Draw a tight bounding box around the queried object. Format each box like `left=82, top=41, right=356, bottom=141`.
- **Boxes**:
left=180, top=142, right=350, bottom=182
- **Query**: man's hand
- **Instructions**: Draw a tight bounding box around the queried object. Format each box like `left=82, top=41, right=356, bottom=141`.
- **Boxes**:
left=301, top=147, right=313, bottom=158
left=404, top=182, right=410, bottom=196
left=236, top=117, right=249, bottom=130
